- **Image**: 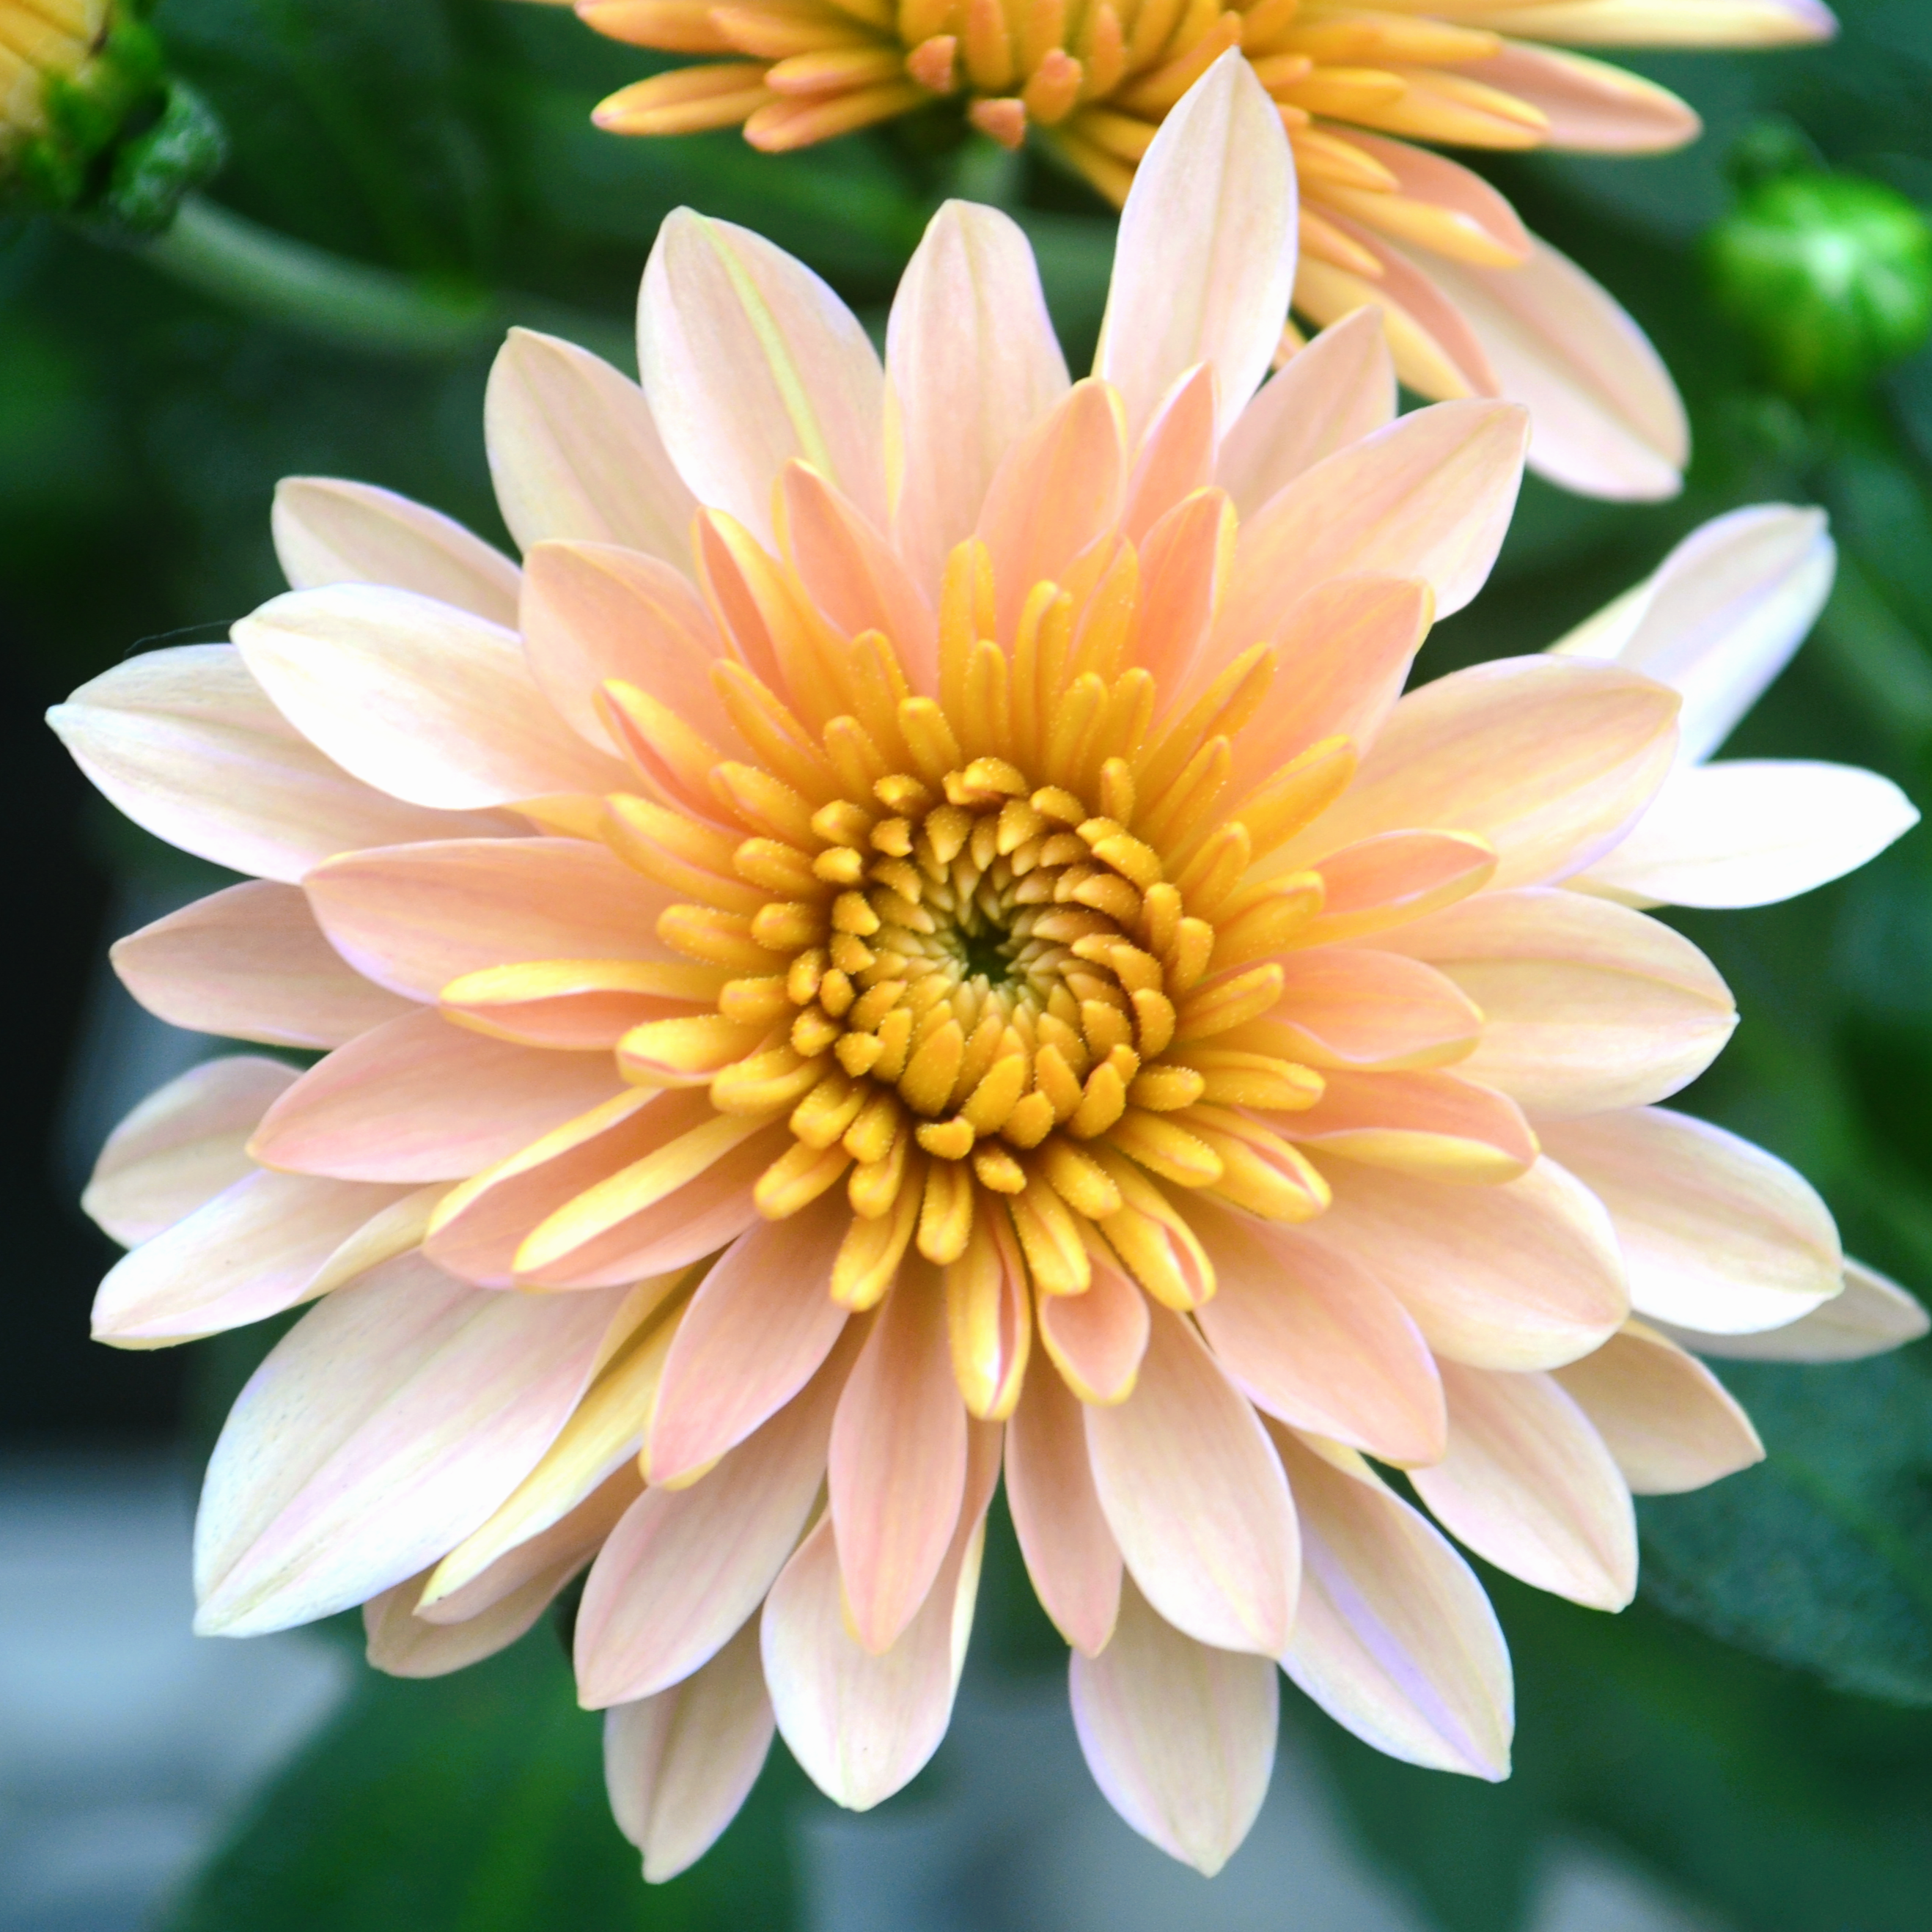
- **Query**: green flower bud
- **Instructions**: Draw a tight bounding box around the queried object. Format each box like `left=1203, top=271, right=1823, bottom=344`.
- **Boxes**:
left=1706, top=172, right=1932, bottom=398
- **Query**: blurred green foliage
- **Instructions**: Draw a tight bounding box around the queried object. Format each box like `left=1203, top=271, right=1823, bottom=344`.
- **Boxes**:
left=10, top=1, right=1932, bottom=1928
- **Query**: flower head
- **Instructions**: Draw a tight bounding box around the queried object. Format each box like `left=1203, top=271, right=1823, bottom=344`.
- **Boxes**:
left=54, top=56, right=1920, bottom=1884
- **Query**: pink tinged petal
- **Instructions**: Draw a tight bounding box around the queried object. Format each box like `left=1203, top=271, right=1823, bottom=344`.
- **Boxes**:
left=886, top=200, right=1070, bottom=589
left=1274, top=1429, right=1511, bottom=1779
left=520, top=540, right=735, bottom=757
left=1576, top=759, right=1917, bottom=909
left=831, top=1261, right=968, bottom=1653
left=1121, top=365, right=1218, bottom=542
left=111, top=880, right=416, bottom=1049
left=1457, top=2, right=1837, bottom=50
left=762, top=1419, right=1000, bottom=1810
left=1266, top=948, right=1482, bottom=1072
left=364, top=1562, right=576, bottom=1678
left=1553, top=1321, right=1762, bottom=1494
left=1191, top=1198, right=1445, bottom=1466
left=605, top=1620, right=776, bottom=1883
left=1085, top=1304, right=1299, bottom=1655
left=577, top=1332, right=853, bottom=1705
left=1320, top=133, right=1532, bottom=268
left=1411, top=1360, right=1637, bottom=1611
left=271, top=477, right=521, bottom=625
left=1285, top=657, right=1681, bottom=889
left=1216, top=309, right=1396, bottom=518
left=83, top=1056, right=298, bottom=1246
left=1666, top=1257, right=1928, bottom=1363
left=1037, top=1256, right=1150, bottom=1406
left=1307, top=1156, right=1628, bottom=1370
left=249, top=1007, right=624, bottom=1182
left=1537, top=1106, right=1841, bottom=1335
left=304, top=837, right=677, bottom=1002
left=639, top=210, right=885, bottom=543
left=1444, top=44, right=1699, bottom=153
left=46, top=646, right=511, bottom=884
left=1096, top=49, right=1296, bottom=441
left=1298, top=831, right=1496, bottom=949
left=1005, top=1354, right=1123, bottom=1656
left=193, top=1252, right=630, bottom=1635
left=482, top=328, right=697, bottom=564
left=1405, top=234, right=1688, bottom=503
left=974, top=379, right=1127, bottom=636
left=1134, top=487, right=1236, bottom=697
left=91, top=1169, right=414, bottom=1348
left=1068, top=1574, right=1278, bottom=1878
left=233, top=586, right=627, bottom=812
left=1379, top=886, right=1735, bottom=1117
left=648, top=1189, right=853, bottom=1483
left=1217, top=401, right=1528, bottom=654
left=1551, top=505, right=1834, bottom=765
left=1282, top=1070, right=1538, bottom=1183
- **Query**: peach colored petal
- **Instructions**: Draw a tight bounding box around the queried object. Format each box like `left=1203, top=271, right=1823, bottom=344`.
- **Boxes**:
left=1084, top=1304, right=1299, bottom=1655
left=1296, top=831, right=1496, bottom=949
left=1381, top=886, right=1735, bottom=1116
left=1068, top=1573, right=1278, bottom=1878
left=1452, top=3, right=1835, bottom=49
left=1282, top=1070, right=1538, bottom=1183
left=1553, top=1321, right=1762, bottom=1493
left=1096, top=49, right=1296, bottom=441
left=47, top=646, right=511, bottom=884
left=194, top=1252, right=628, bottom=1634
left=1307, top=1156, right=1628, bottom=1370
left=304, top=837, right=677, bottom=1001
left=1191, top=1198, right=1446, bottom=1466
left=82, top=1057, right=298, bottom=1246
left=886, top=200, right=1070, bottom=589
left=1408, top=235, right=1687, bottom=502
left=92, top=1169, right=413, bottom=1348
left=1444, top=44, right=1698, bottom=152
left=234, top=585, right=626, bottom=811
left=271, top=477, right=521, bottom=625
left=1410, top=1359, right=1637, bottom=1611
left=444, top=958, right=716, bottom=1051
left=605, top=1619, right=775, bottom=1883
left=640, top=210, right=885, bottom=543
left=1274, top=1428, right=1511, bottom=1779
left=249, top=1007, right=624, bottom=1182
left=648, top=1189, right=853, bottom=1481
left=1216, top=309, right=1396, bottom=519
left=520, top=539, right=735, bottom=757
left=483, top=327, right=697, bottom=563
left=1134, top=487, right=1235, bottom=697
left=1004, top=1354, right=1123, bottom=1655
left=1037, top=1255, right=1150, bottom=1406
left=1666, top=1257, right=1927, bottom=1363
left=111, top=880, right=416, bottom=1049
left=1265, top=948, right=1483, bottom=1072
left=1319, top=133, right=1532, bottom=267
left=1282, top=658, right=1680, bottom=889
left=1294, top=243, right=1497, bottom=408
left=761, top=1419, right=999, bottom=1810
left=1576, top=760, right=1917, bottom=909
left=364, top=1561, right=574, bottom=1678
left=1538, top=1106, right=1841, bottom=1334
left=1122, top=364, right=1217, bottom=542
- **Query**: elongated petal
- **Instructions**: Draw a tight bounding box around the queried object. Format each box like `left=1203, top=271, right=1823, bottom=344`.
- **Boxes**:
left=1576, top=760, right=1917, bottom=909
left=249, top=1007, right=623, bottom=1181
left=1193, top=1197, right=1444, bottom=1463
left=1036, top=1256, right=1150, bottom=1406
left=1268, top=948, right=1482, bottom=1072
left=1413, top=235, right=1687, bottom=502
left=194, top=1252, right=627, bottom=1634
left=1538, top=1107, right=1841, bottom=1334
left=1553, top=1321, right=1762, bottom=1493
left=484, top=328, right=697, bottom=563
left=1004, top=1356, right=1123, bottom=1656
left=1410, top=1360, right=1636, bottom=1610
left=1096, top=50, right=1296, bottom=441
left=1275, top=1430, right=1510, bottom=1779
left=1667, top=1257, right=1928, bottom=1362
left=1069, top=1574, right=1278, bottom=1878
left=1451, top=2, right=1837, bottom=50
left=1283, top=1070, right=1538, bottom=1183
left=1297, top=831, right=1496, bottom=948
left=1443, top=45, right=1698, bottom=153
left=886, top=200, right=1070, bottom=588
left=1308, top=1156, right=1628, bottom=1369
left=305, top=838, right=677, bottom=1001
left=272, top=477, right=521, bottom=625
left=1381, top=886, right=1735, bottom=1116
left=47, top=646, right=509, bottom=884
left=605, top=1620, right=775, bottom=1883
left=112, top=880, right=415, bottom=1049
left=640, top=210, right=884, bottom=542
left=364, top=1561, right=573, bottom=1678
left=1085, top=1304, right=1298, bottom=1655
left=83, top=1057, right=298, bottom=1246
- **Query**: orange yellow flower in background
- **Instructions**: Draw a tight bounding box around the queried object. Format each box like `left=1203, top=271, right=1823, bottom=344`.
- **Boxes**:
left=54, top=54, right=1922, bottom=1884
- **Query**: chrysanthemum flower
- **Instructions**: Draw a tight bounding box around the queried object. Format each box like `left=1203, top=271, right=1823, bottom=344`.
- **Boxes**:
left=55, top=56, right=1922, bottom=1883
left=568, top=0, right=1834, bottom=502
